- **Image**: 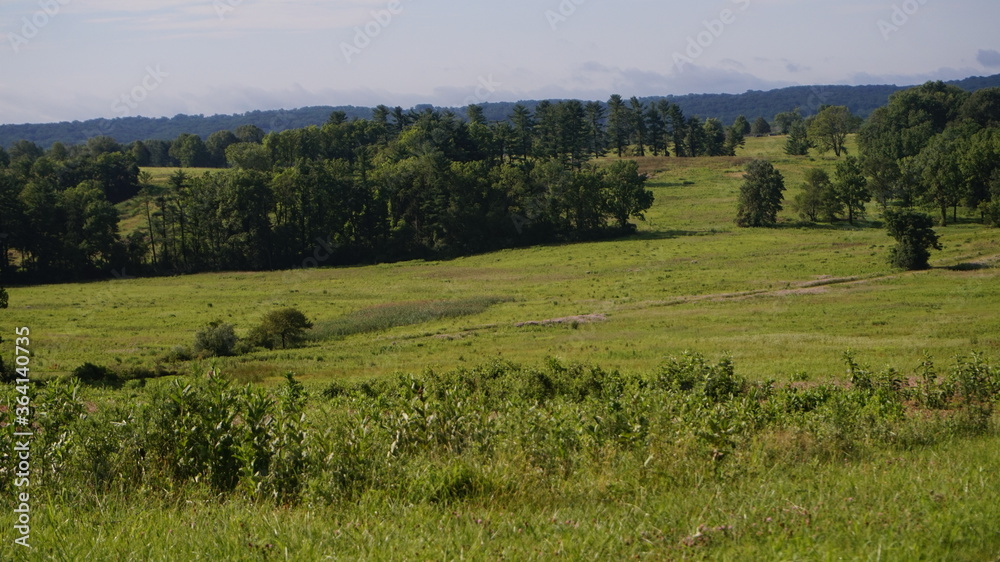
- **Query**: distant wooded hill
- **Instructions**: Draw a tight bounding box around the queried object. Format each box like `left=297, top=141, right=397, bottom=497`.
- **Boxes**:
left=4, top=74, right=999, bottom=148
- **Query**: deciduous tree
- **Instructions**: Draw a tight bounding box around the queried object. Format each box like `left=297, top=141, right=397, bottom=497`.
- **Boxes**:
left=736, top=159, right=785, bottom=227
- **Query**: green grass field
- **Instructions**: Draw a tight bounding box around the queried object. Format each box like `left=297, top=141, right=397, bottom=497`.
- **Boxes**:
left=8, top=136, right=999, bottom=384
left=3, top=137, right=1000, bottom=559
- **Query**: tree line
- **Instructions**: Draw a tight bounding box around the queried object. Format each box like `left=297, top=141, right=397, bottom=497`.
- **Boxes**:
left=734, top=82, right=1000, bottom=269
left=0, top=107, right=655, bottom=283
left=7, top=74, right=1000, bottom=148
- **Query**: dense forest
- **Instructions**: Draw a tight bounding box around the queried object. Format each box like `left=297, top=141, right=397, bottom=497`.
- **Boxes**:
left=0, top=103, right=665, bottom=283
left=4, top=74, right=999, bottom=149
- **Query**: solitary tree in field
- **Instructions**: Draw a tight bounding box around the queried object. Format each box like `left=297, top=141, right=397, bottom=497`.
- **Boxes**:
left=736, top=160, right=786, bottom=227
left=785, top=121, right=812, bottom=156
left=884, top=209, right=941, bottom=270
left=248, top=308, right=313, bottom=349
left=808, top=105, right=855, bottom=157
left=833, top=156, right=870, bottom=225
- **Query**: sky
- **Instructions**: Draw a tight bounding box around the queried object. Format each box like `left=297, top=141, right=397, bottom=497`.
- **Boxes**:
left=1, top=0, right=999, bottom=125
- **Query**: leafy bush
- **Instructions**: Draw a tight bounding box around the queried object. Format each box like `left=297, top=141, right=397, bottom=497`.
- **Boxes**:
left=884, top=209, right=941, bottom=270
left=71, top=362, right=122, bottom=387
left=193, top=321, right=239, bottom=357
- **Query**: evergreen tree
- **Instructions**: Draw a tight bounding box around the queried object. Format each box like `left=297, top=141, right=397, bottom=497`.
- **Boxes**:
left=785, top=121, right=812, bottom=156
left=607, top=95, right=630, bottom=157
left=750, top=116, right=772, bottom=137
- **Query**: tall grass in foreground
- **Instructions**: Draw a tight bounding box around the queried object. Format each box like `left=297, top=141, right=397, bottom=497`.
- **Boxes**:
left=1, top=352, right=998, bottom=559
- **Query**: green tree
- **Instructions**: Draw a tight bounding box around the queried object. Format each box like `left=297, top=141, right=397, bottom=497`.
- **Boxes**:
left=248, top=308, right=313, bottom=349
left=736, top=159, right=785, bottom=227
left=510, top=103, right=535, bottom=161
left=170, top=133, right=211, bottom=168
left=234, top=124, right=265, bottom=144
left=0, top=286, right=7, bottom=309
left=774, top=109, right=803, bottom=135
left=959, top=87, right=1000, bottom=128
left=584, top=101, right=608, bottom=158
left=703, top=118, right=727, bottom=156
left=808, top=105, right=855, bottom=157
left=732, top=115, right=751, bottom=136
left=607, top=95, right=631, bottom=157
left=792, top=168, right=838, bottom=222
left=884, top=209, right=941, bottom=270
left=645, top=104, right=666, bottom=156
left=629, top=97, right=647, bottom=156
left=225, top=143, right=272, bottom=171
left=724, top=121, right=746, bottom=156
left=785, top=120, right=812, bottom=156
left=750, top=116, right=772, bottom=137
left=833, top=156, right=870, bottom=225
left=908, top=131, right=965, bottom=226
left=601, top=160, right=653, bottom=231
left=686, top=116, right=706, bottom=157
left=206, top=130, right=239, bottom=167
left=664, top=102, right=687, bottom=157
left=60, top=180, right=121, bottom=271
left=858, top=81, right=968, bottom=206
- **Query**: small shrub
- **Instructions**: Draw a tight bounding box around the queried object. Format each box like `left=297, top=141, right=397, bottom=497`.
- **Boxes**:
left=194, top=321, right=239, bottom=357
left=71, top=362, right=122, bottom=387
left=162, top=345, right=193, bottom=363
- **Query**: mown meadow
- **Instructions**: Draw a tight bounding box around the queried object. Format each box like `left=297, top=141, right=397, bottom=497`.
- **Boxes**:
left=2, top=135, right=1000, bottom=559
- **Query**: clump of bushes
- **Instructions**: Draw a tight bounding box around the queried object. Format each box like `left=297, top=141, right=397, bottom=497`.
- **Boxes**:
left=193, top=321, right=239, bottom=357
left=164, top=308, right=314, bottom=364
left=71, top=363, right=123, bottom=387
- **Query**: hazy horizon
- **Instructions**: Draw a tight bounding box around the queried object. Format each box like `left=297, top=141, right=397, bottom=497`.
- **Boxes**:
left=3, top=0, right=999, bottom=125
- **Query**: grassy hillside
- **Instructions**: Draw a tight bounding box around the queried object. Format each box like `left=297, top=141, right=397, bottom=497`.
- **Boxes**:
left=8, top=135, right=998, bottom=384
left=4, top=135, right=1000, bottom=559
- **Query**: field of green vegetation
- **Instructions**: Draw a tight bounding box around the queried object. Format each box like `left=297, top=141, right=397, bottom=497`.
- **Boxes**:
left=7, top=136, right=999, bottom=383
left=3, top=135, right=1000, bottom=559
